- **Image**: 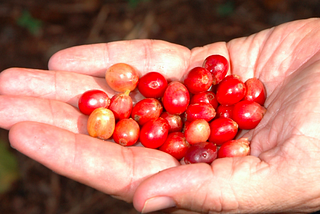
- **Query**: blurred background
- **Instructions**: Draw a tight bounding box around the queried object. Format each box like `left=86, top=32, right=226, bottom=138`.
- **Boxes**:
left=0, top=0, right=320, bottom=213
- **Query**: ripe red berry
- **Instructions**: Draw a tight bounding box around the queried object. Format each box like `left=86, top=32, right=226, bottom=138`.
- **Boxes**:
left=216, top=75, right=246, bottom=105
left=139, top=117, right=170, bottom=149
left=217, top=138, right=250, bottom=158
left=232, top=100, right=266, bottom=130
left=184, top=119, right=210, bottom=145
left=243, top=77, right=267, bottom=105
left=216, top=104, right=234, bottom=119
left=160, top=112, right=183, bottom=133
left=159, top=132, right=190, bottom=160
left=184, top=67, right=213, bottom=94
left=108, top=90, right=133, bottom=120
left=138, top=72, right=168, bottom=98
left=131, top=98, right=163, bottom=126
left=208, top=117, right=238, bottom=145
left=105, top=63, right=139, bottom=92
left=78, top=89, right=110, bottom=115
left=113, top=118, right=140, bottom=146
left=203, top=54, right=229, bottom=85
left=185, top=103, right=216, bottom=122
left=162, top=81, right=190, bottom=115
left=184, top=142, right=218, bottom=164
left=190, top=91, right=218, bottom=110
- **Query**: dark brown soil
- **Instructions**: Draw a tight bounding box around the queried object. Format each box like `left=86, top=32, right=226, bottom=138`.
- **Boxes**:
left=1, top=0, right=320, bottom=213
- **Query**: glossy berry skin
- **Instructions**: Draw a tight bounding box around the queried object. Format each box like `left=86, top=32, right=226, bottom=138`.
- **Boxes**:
left=209, top=117, right=238, bottom=145
left=131, top=98, right=163, bottom=126
left=160, top=112, right=183, bottom=133
left=105, top=63, right=139, bottom=92
left=184, top=119, right=210, bottom=145
left=185, top=103, right=216, bottom=122
left=184, top=142, right=218, bottom=164
left=138, top=72, right=168, bottom=98
left=216, top=105, right=234, bottom=119
left=190, top=91, right=218, bottom=110
left=244, top=77, right=267, bottom=105
left=232, top=100, right=267, bottom=130
left=184, top=67, right=213, bottom=94
left=159, top=132, right=190, bottom=160
left=203, top=54, right=229, bottom=85
left=113, top=118, right=140, bottom=146
left=87, top=107, right=115, bottom=140
left=108, top=90, right=132, bottom=120
left=216, top=75, right=246, bottom=106
left=139, top=117, right=170, bottom=149
left=78, top=89, right=110, bottom=115
left=162, top=81, right=190, bottom=115
left=217, top=138, right=250, bottom=158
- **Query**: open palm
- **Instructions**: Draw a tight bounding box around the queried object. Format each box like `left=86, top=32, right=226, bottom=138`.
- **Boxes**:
left=1, top=18, right=320, bottom=213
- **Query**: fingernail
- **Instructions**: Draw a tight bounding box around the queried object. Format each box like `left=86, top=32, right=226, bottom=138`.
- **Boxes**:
left=141, top=196, right=176, bottom=213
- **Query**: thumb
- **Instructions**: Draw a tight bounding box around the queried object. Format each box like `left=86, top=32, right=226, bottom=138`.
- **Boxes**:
left=133, top=156, right=283, bottom=213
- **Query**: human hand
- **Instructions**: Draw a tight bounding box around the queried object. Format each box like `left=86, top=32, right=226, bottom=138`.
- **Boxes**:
left=1, top=18, right=320, bottom=213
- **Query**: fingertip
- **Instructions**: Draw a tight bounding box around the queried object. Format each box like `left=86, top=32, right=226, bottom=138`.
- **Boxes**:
left=8, top=121, right=38, bottom=151
left=0, top=67, right=16, bottom=94
left=48, top=44, right=108, bottom=77
left=48, top=48, right=66, bottom=71
left=48, top=46, right=84, bottom=71
left=133, top=163, right=211, bottom=213
left=47, top=50, right=59, bottom=70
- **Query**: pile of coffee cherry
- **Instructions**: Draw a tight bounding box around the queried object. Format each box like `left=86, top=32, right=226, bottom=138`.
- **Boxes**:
left=78, top=55, right=267, bottom=164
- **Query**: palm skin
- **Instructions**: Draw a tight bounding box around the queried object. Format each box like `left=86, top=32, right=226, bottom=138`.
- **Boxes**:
left=1, top=18, right=320, bottom=213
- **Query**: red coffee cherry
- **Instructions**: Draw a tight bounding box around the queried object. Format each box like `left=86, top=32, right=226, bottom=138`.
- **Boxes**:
left=216, top=74, right=246, bottom=106
left=216, top=104, right=234, bottom=119
left=139, top=117, right=170, bottom=149
left=190, top=91, right=218, bottom=110
left=208, top=117, right=238, bottom=145
left=203, top=54, right=229, bottom=85
left=113, top=118, right=140, bottom=146
left=185, top=103, right=216, bottom=122
left=108, top=90, right=133, bottom=120
left=184, top=67, right=213, bottom=94
left=159, top=132, right=190, bottom=160
left=243, top=77, right=267, bottom=105
left=160, top=112, right=183, bottom=133
left=78, top=89, right=110, bottom=115
left=162, top=81, right=190, bottom=115
left=232, top=100, right=266, bottom=130
left=217, top=138, right=250, bottom=158
left=138, top=72, right=168, bottom=98
left=184, top=142, right=218, bottom=164
left=131, top=98, right=163, bottom=126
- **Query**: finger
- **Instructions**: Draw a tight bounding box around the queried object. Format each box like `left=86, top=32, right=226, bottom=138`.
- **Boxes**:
left=0, top=68, right=112, bottom=107
left=9, top=121, right=180, bottom=202
left=48, top=40, right=230, bottom=81
left=133, top=157, right=290, bottom=214
left=0, top=95, right=87, bottom=133
left=48, top=40, right=191, bottom=81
